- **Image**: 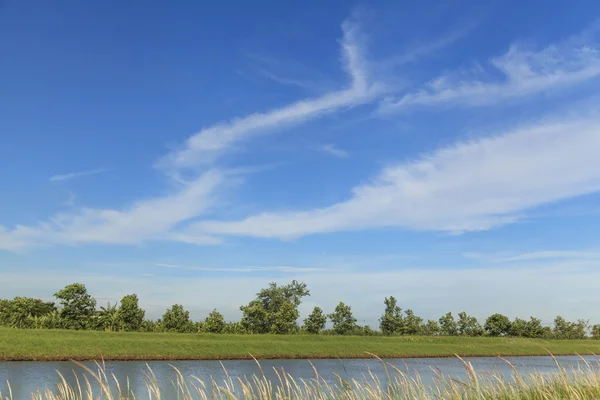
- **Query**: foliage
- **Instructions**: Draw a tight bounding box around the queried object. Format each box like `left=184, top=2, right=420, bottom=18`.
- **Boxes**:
left=240, top=280, right=309, bottom=334
left=98, top=302, right=121, bottom=332
left=379, top=296, right=404, bottom=335
left=457, top=312, right=483, bottom=336
left=303, top=306, right=327, bottom=334
left=329, top=302, right=357, bottom=335
left=118, top=294, right=145, bottom=332
left=54, top=283, right=97, bottom=330
left=403, top=309, right=423, bottom=335
left=222, top=321, right=247, bottom=334
left=204, top=309, right=226, bottom=333
left=592, top=324, right=600, bottom=339
left=422, top=319, right=441, bottom=336
left=484, top=313, right=512, bottom=337
left=553, top=316, right=588, bottom=339
left=162, top=304, right=193, bottom=333
left=439, top=312, right=459, bottom=336
left=0, top=297, right=56, bottom=328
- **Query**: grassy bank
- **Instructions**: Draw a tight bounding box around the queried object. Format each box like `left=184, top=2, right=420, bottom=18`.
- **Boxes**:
left=1, top=327, right=600, bottom=361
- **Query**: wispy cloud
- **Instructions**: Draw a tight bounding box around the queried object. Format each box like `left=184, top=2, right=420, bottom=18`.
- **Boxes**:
left=0, top=15, right=386, bottom=252
left=319, top=143, right=349, bottom=158
left=156, top=263, right=322, bottom=273
left=0, top=170, right=224, bottom=251
left=183, top=109, right=600, bottom=239
left=49, top=168, right=110, bottom=182
left=466, top=250, right=600, bottom=263
left=381, top=31, right=600, bottom=112
left=155, top=17, right=384, bottom=172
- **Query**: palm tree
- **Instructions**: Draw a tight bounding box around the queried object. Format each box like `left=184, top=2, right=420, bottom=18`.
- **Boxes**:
left=98, top=302, right=121, bottom=332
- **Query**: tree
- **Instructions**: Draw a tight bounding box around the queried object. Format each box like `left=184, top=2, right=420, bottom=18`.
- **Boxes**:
left=240, top=281, right=310, bottom=334
left=54, top=283, right=97, bottom=330
left=524, top=317, right=549, bottom=338
left=457, top=312, right=483, bottom=336
left=0, top=297, right=56, bottom=329
left=328, top=302, right=357, bottom=335
left=304, top=306, right=327, bottom=334
left=553, top=316, right=588, bottom=339
left=439, top=312, right=458, bottom=336
left=484, top=314, right=512, bottom=337
left=422, top=319, right=441, bottom=336
left=379, top=296, right=404, bottom=335
left=403, top=309, right=423, bottom=335
left=592, top=324, right=600, bottom=339
left=509, top=318, right=528, bottom=337
left=117, top=294, right=145, bottom=332
left=98, top=302, right=121, bottom=332
left=162, top=304, right=193, bottom=333
left=204, top=309, right=226, bottom=333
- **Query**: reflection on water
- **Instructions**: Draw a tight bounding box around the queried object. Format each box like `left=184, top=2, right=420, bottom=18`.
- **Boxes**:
left=0, top=355, right=597, bottom=398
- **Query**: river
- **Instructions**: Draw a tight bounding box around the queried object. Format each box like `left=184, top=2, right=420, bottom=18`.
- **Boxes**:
left=0, top=355, right=597, bottom=398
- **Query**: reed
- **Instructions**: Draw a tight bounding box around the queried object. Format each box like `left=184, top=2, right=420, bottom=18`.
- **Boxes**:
left=2, top=354, right=600, bottom=399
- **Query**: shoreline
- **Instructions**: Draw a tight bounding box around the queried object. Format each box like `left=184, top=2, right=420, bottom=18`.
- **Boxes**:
left=1, top=352, right=597, bottom=362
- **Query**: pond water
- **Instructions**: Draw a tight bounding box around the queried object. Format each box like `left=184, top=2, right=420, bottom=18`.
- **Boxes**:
left=0, top=355, right=597, bottom=398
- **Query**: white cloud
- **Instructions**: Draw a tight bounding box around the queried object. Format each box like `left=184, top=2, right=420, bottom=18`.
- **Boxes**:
left=0, top=170, right=224, bottom=250
left=468, top=250, right=600, bottom=263
left=155, top=18, right=383, bottom=171
left=319, top=143, right=349, bottom=158
left=183, top=112, right=600, bottom=239
left=49, top=168, right=110, bottom=182
left=0, top=16, right=385, bottom=253
left=381, top=34, right=600, bottom=111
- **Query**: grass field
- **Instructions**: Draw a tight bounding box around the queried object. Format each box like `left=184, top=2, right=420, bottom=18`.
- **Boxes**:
left=1, top=327, right=600, bottom=361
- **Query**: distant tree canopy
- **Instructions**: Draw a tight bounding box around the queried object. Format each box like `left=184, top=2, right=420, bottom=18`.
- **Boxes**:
left=54, top=283, right=97, bottom=330
left=240, top=280, right=309, bottom=334
left=0, top=297, right=56, bottom=328
left=329, top=302, right=357, bottom=335
left=0, top=280, right=596, bottom=339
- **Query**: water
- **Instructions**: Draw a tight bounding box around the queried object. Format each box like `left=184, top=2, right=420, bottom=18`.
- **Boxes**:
left=0, top=355, right=597, bottom=398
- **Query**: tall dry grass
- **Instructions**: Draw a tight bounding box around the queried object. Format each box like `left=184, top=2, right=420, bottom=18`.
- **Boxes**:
left=2, top=354, right=600, bottom=399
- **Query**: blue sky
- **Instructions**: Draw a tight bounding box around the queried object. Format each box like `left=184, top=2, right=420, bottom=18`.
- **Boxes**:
left=2, top=0, right=600, bottom=327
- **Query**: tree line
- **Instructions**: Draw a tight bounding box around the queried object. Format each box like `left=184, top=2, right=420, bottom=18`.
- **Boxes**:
left=1, top=281, right=599, bottom=339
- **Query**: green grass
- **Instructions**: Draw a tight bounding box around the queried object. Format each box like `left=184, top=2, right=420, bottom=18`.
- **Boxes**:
left=1, top=327, right=600, bottom=361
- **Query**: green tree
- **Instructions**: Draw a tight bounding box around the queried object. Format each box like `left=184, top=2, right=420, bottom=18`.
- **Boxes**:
left=524, top=317, right=549, bottom=338
left=240, top=281, right=310, bottom=334
left=509, top=317, right=528, bottom=337
left=222, top=321, right=247, bottom=334
left=422, top=319, right=441, bottom=336
left=484, top=314, right=512, bottom=337
left=303, top=306, right=327, bottom=334
left=403, top=309, right=423, bottom=335
left=39, top=310, right=63, bottom=330
left=204, top=309, right=226, bottom=333
left=162, top=304, right=193, bottom=333
left=54, top=283, right=97, bottom=330
left=0, top=297, right=56, bottom=329
left=439, top=312, right=458, bottom=336
left=98, top=302, right=121, bottom=332
left=553, top=316, right=588, bottom=339
left=592, top=324, right=600, bottom=339
left=457, top=312, right=483, bottom=336
left=379, top=296, right=404, bottom=335
left=328, top=302, right=357, bottom=335
left=118, top=294, right=145, bottom=332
